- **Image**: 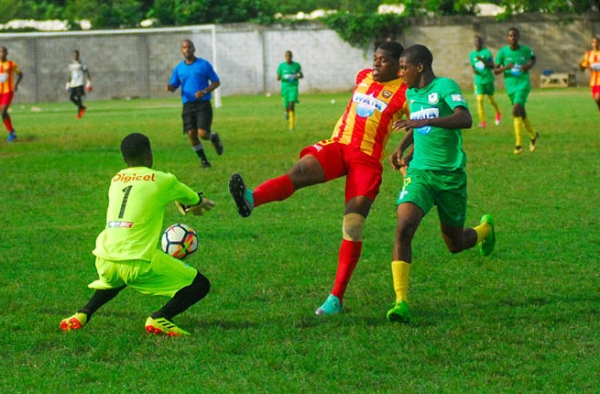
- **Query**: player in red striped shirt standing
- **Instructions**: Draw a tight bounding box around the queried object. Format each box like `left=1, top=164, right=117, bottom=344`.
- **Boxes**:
left=579, top=36, right=600, bottom=114
left=0, top=46, right=23, bottom=142
left=229, top=41, right=408, bottom=316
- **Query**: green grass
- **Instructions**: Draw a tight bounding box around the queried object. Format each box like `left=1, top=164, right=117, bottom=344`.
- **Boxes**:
left=1, top=87, right=600, bottom=392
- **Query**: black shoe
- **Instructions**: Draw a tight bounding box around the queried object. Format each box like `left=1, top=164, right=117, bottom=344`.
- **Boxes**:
left=201, top=161, right=211, bottom=169
left=228, top=173, right=254, bottom=217
left=211, top=133, right=224, bottom=155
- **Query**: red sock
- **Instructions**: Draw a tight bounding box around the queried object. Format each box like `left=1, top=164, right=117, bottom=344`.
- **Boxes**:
left=331, top=239, right=362, bottom=301
left=3, top=116, right=13, bottom=132
left=253, top=175, right=295, bottom=208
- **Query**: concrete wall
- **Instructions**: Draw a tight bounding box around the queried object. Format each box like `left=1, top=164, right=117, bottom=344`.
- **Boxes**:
left=1, top=13, right=599, bottom=104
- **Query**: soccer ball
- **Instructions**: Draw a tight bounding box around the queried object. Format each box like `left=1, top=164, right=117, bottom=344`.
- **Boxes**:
left=161, top=223, right=199, bottom=259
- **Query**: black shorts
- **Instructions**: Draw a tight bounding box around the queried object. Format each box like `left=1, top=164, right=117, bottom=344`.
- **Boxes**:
left=70, top=86, right=85, bottom=99
left=182, top=100, right=213, bottom=134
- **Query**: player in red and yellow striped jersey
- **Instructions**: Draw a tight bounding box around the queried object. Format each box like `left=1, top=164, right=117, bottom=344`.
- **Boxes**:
left=579, top=36, right=600, bottom=113
left=0, top=46, right=23, bottom=142
left=229, top=41, right=408, bottom=316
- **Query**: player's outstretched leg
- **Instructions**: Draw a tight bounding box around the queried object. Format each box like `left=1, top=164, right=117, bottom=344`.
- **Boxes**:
left=145, top=317, right=190, bottom=337
left=478, top=214, right=496, bottom=256
left=315, top=294, right=342, bottom=316
left=59, top=312, right=88, bottom=331
left=229, top=173, right=254, bottom=217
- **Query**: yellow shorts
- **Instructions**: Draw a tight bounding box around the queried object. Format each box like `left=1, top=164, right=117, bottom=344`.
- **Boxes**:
left=89, top=250, right=197, bottom=298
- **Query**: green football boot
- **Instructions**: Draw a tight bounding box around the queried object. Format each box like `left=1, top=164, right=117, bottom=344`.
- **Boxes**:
left=386, top=300, right=411, bottom=323
left=478, top=214, right=496, bottom=256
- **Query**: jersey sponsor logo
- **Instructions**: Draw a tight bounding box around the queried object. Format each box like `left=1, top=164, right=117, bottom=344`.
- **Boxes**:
left=411, top=107, right=439, bottom=135
left=112, top=173, right=156, bottom=183
left=0, top=73, right=7, bottom=83
left=353, top=92, right=387, bottom=118
left=107, top=221, right=133, bottom=228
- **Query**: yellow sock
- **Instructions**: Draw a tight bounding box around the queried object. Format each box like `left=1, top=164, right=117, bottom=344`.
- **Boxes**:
left=288, top=110, right=295, bottom=130
left=391, top=260, right=411, bottom=303
left=476, top=95, right=485, bottom=124
left=514, top=117, right=525, bottom=147
left=474, top=222, right=491, bottom=243
left=523, top=117, right=536, bottom=139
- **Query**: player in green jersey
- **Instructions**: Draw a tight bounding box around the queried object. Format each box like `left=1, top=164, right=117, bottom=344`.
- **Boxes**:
left=386, top=45, right=496, bottom=323
left=469, top=36, right=501, bottom=128
left=276, top=50, right=303, bottom=131
left=495, top=27, right=539, bottom=155
left=60, top=133, right=215, bottom=336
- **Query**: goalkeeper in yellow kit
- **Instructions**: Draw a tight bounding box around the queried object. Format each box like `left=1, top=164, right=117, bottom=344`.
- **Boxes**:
left=60, top=133, right=215, bottom=337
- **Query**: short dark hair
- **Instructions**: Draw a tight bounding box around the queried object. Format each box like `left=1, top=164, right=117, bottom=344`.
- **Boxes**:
left=378, top=41, right=404, bottom=62
left=121, top=133, right=151, bottom=160
left=401, top=44, right=433, bottom=69
left=508, top=27, right=520, bottom=36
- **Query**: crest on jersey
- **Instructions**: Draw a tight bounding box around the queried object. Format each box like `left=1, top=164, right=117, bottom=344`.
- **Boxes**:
left=428, top=93, right=439, bottom=104
left=382, top=90, right=392, bottom=99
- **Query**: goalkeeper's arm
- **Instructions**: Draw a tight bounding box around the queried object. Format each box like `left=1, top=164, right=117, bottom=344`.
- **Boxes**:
left=176, top=192, right=215, bottom=216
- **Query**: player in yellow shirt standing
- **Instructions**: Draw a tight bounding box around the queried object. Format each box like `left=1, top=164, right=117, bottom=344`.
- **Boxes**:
left=0, top=46, right=23, bottom=142
left=579, top=36, right=600, bottom=114
left=60, top=133, right=215, bottom=337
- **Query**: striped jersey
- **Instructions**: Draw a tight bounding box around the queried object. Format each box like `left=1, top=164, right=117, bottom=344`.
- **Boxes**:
left=331, top=69, right=407, bottom=161
left=580, top=49, right=600, bottom=87
left=0, top=60, right=21, bottom=94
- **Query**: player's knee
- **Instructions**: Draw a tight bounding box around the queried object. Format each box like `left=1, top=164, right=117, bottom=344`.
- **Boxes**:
left=192, top=272, right=211, bottom=300
left=342, top=213, right=366, bottom=241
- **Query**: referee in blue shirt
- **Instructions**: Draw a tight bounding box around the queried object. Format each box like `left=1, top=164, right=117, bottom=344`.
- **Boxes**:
left=167, top=39, right=224, bottom=168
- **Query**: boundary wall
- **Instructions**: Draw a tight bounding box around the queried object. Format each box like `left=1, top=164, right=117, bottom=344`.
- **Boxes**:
left=1, top=13, right=599, bottom=103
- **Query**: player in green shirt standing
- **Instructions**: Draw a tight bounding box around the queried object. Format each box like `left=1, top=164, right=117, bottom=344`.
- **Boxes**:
left=469, top=36, right=501, bottom=128
left=60, top=133, right=215, bottom=336
left=277, top=50, right=303, bottom=131
left=495, top=27, right=539, bottom=155
left=385, top=45, right=496, bottom=323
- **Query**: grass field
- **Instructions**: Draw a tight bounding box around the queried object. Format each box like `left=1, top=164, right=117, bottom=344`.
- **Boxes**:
left=1, top=86, right=599, bottom=392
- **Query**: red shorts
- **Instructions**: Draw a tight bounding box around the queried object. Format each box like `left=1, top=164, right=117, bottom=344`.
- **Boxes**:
left=0, top=91, right=14, bottom=107
left=591, top=86, right=600, bottom=98
left=300, top=139, right=383, bottom=203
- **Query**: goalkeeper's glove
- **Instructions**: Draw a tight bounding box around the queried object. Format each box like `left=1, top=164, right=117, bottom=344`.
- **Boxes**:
left=175, top=193, right=215, bottom=216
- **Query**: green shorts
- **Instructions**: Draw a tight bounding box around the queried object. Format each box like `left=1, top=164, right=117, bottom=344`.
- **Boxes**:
left=89, top=250, right=197, bottom=298
left=507, top=88, right=530, bottom=106
left=474, top=82, right=495, bottom=96
left=396, top=168, right=468, bottom=227
left=281, top=85, right=299, bottom=108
